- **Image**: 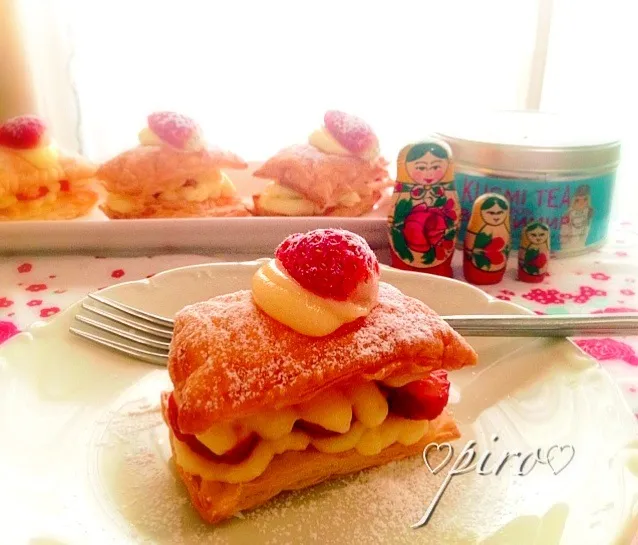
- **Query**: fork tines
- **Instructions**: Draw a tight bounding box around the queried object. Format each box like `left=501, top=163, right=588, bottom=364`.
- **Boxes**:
left=69, top=293, right=175, bottom=366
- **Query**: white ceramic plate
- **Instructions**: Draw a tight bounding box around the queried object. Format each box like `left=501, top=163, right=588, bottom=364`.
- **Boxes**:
left=0, top=163, right=391, bottom=255
left=1, top=262, right=637, bottom=545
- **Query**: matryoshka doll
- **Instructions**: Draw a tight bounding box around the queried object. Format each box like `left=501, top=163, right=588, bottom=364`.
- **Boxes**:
left=518, top=221, right=550, bottom=283
left=463, top=193, right=511, bottom=285
left=559, top=184, right=594, bottom=250
left=387, top=139, right=461, bottom=277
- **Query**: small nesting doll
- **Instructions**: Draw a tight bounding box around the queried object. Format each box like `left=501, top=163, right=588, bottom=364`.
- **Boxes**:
left=518, top=221, right=550, bottom=283
left=559, top=184, right=594, bottom=250
left=387, top=139, right=461, bottom=277
left=463, top=193, right=511, bottom=285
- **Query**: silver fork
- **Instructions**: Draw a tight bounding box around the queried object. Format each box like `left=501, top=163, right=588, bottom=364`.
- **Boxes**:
left=70, top=293, right=174, bottom=365
left=69, top=292, right=638, bottom=366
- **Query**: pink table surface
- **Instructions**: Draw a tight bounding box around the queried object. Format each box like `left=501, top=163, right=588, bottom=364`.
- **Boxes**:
left=1, top=220, right=638, bottom=419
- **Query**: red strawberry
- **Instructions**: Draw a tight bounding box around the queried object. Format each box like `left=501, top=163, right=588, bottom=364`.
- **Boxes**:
left=324, top=110, right=378, bottom=155
left=295, top=420, right=341, bottom=438
left=275, top=228, right=380, bottom=301
left=16, top=186, right=49, bottom=201
left=387, top=370, right=450, bottom=421
left=147, top=111, right=202, bottom=150
left=0, top=115, right=48, bottom=149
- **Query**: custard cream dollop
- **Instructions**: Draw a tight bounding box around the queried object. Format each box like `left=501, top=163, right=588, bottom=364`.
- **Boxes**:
left=138, top=127, right=164, bottom=147
left=308, top=126, right=379, bottom=161
left=138, top=126, right=204, bottom=151
left=251, top=259, right=378, bottom=336
left=7, top=142, right=60, bottom=170
left=308, top=126, right=352, bottom=156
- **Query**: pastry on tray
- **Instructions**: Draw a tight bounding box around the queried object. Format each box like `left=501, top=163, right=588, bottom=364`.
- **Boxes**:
left=161, top=228, right=477, bottom=523
left=0, top=115, right=98, bottom=220
left=97, top=112, right=249, bottom=219
left=252, top=111, right=391, bottom=216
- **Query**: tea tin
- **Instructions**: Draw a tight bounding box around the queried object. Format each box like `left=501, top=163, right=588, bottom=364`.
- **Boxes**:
left=432, top=111, right=621, bottom=257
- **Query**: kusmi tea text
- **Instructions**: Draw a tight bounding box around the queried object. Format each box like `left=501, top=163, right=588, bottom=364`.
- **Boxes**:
left=462, top=180, right=574, bottom=209
left=456, top=173, right=615, bottom=253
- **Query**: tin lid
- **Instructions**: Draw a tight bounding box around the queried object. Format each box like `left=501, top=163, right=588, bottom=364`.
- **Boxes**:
left=431, top=110, right=621, bottom=175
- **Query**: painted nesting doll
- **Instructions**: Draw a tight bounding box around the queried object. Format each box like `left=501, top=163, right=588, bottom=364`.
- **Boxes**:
left=559, top=184, right=594, bottom=250
left=463, top=193, right=511, bottom=285
left=387, top=139, right=461, bottom=277
left=518, top=221, right=550, bottom=283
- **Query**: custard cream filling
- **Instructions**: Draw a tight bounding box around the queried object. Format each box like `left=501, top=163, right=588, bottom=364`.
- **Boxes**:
left=251, top=259, right=376, bottom=336
left=0, top=181, right=63, bottom=210
left=258, top=181, right=362, bottom=216
left=172, top=381, right=431, bottom=483
left=105, top=173, right=237, bottom=213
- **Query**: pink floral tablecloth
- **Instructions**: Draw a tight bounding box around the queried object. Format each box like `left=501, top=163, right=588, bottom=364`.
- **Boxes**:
left=1, top=220, right=638, bottom=417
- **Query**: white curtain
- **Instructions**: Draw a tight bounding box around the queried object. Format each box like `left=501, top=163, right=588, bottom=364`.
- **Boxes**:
left=13, top=0, right=540, bottom=159
left=8, top=0, right=636, bottom=217
left=540, top=0, right=637, bottom=219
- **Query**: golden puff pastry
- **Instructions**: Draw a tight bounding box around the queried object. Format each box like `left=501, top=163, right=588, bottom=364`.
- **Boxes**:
left=163, top=282, right=477, bottom=523
left=163, top=395, right=459, bottom=524
left=0, top=115, right=98, bottom=221
left=96, top=111, right=249, bottom=219
left=252, top=111, right=391, bottom=217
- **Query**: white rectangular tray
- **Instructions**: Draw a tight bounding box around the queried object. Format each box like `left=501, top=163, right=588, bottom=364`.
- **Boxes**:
left=0, top=162, right=391, bottom=255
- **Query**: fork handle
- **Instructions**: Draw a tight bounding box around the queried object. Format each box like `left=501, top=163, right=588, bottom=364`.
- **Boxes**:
left=440, top=313, right=638, bottom=337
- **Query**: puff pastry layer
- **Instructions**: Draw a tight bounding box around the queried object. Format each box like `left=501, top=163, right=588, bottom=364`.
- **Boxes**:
left=165, top=281, right=477, bottom=523
left=0, top=148, right=98, bottom=221
left=169, top=282, right=477, bottom=434
left=252, top=144, right=390, bottom=216
left=97, top=145, right=249, bottom=219
left=163, top=400, right=459, bottom=524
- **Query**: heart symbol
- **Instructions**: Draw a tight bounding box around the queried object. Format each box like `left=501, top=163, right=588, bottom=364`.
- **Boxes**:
left=546, top=445, right=575, bottom=475
left=423, top=442, right=453, bottom=475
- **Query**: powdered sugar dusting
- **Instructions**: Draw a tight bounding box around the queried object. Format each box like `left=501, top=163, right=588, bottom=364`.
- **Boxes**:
left=169, top=282, right=477, bottom=433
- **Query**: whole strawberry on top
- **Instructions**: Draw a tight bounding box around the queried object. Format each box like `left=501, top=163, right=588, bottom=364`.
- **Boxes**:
left=140, top=111, right=204, bottom=151
left=0, top=115, right=50, bottom=150
left=252, top=228, right=381, bottom=336
left=276, top=228, right=380, bottom=301
left=321, top=110, right=380, bottom=160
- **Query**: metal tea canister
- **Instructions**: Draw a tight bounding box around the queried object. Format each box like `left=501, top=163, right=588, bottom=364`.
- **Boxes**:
left=432, top=111, right=621, bottom=257
left=387, top=139, right=461, bottom=277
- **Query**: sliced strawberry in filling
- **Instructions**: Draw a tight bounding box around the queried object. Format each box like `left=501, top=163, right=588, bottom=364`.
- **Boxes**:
left=387, top=370, right=450, bottom=421
left=59, top=180, right=70, bottom=192
left=294, top=419, right=343, bottom=438
left=16, top=186, right=49, bottom=201
left=167, top=392, right=259, bottom=464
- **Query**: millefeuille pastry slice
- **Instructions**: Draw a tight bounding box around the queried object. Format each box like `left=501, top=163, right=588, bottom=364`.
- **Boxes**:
left=162, top=228, right=477, bottom=524
left=97, top=112, right=249, bottom=219
left=0, top=115, right=98, bottom=220
left=252, top=111, right=391, bottom=217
